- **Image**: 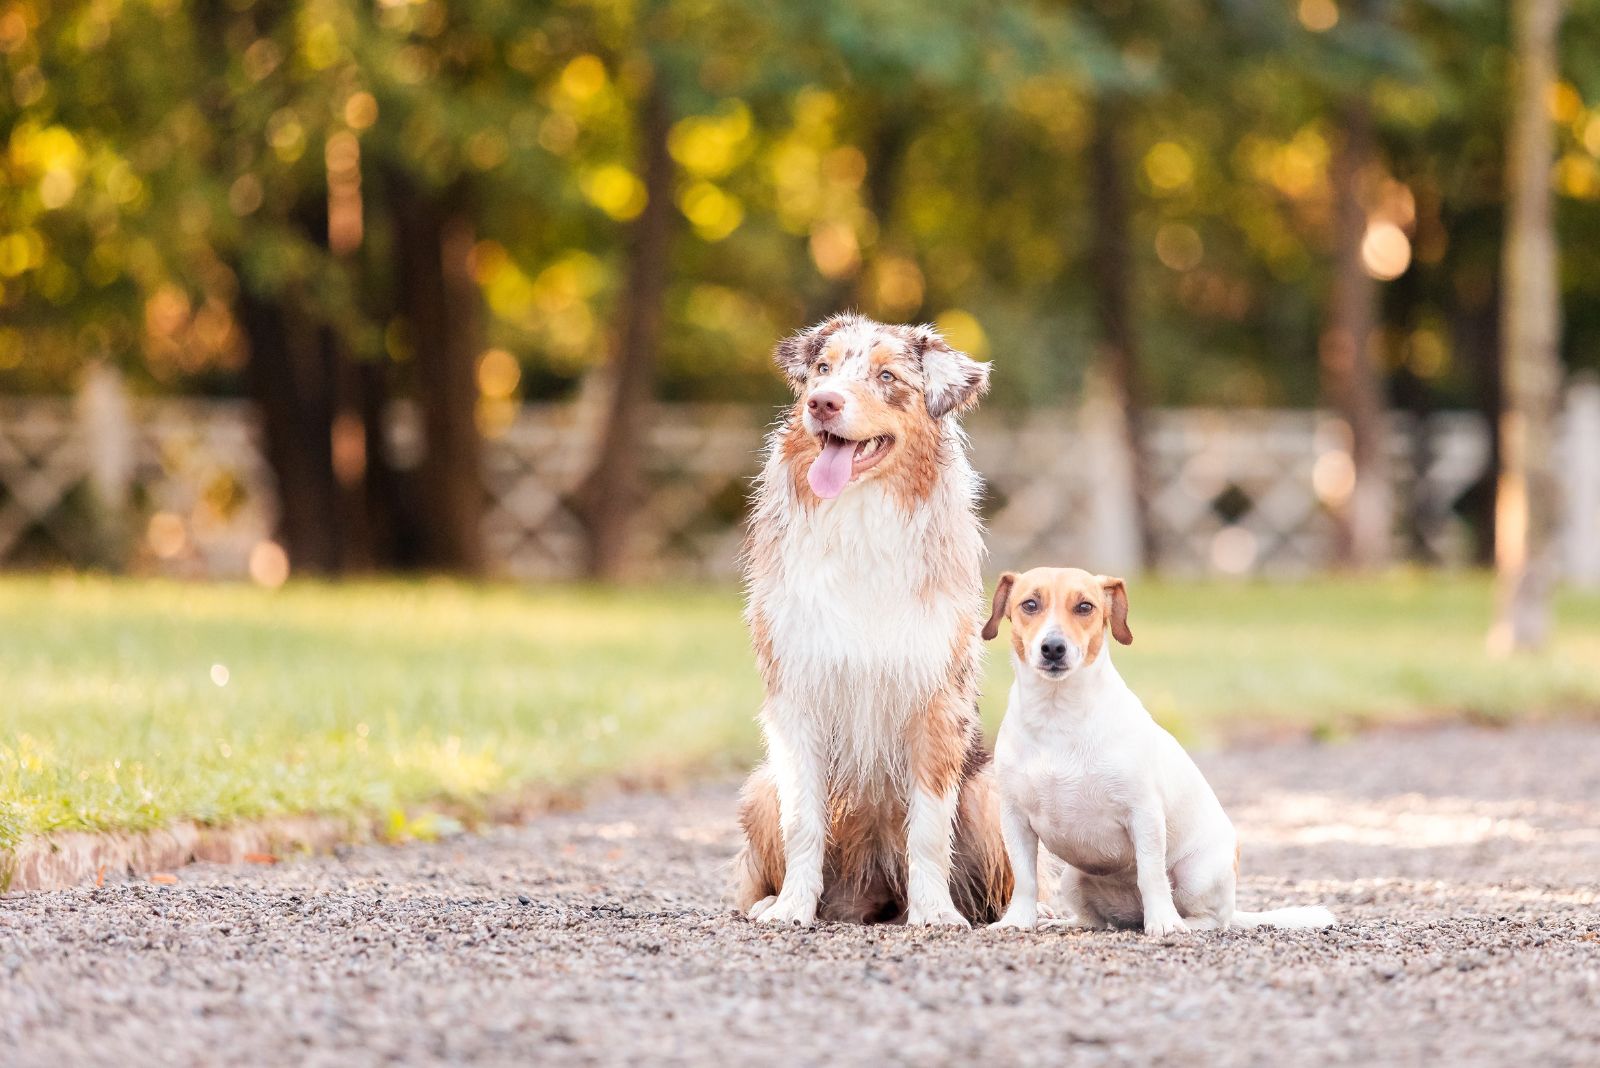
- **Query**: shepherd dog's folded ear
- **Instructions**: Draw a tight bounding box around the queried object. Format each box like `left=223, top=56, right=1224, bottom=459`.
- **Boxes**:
left=907, top=324, right=991, bottom=419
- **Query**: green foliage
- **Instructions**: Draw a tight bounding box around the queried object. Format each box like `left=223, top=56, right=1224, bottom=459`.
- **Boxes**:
left=1, top=574, right=1598, bottom=847
left=4, top=0, right=1599, bottom=404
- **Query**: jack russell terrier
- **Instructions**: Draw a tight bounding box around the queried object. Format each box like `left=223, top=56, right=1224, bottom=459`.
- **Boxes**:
left=983, top=566, right=1336, bottom=934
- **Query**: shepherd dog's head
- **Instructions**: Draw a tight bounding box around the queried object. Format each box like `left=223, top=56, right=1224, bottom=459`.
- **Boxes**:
left=774, top=314, right=990, bottom=502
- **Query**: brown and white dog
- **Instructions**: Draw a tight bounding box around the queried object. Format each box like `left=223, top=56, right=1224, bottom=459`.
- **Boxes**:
left=731, top=314, right=1012, bottom=927
left=986, top=567, right=1335, bottom=933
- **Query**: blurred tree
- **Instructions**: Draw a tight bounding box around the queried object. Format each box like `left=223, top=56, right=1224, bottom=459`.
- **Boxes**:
left=1304, top=0, right=1422, bottom=569
left=572, top=61, right=676, bottom=579
left=1323, top=88, right=1392, bottom=569
left=6, top=0, right=1600, bottom=582
left=1492, top=0, right=1566, bottom=652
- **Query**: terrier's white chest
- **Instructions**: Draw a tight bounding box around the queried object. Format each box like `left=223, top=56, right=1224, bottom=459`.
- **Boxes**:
left=1010, top=749, right=1139, bottom=875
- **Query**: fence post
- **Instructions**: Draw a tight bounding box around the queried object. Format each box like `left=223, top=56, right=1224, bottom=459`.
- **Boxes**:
left=76, top=362, right=136, bottom=569
left=1564, top=373, right=1600, bottom=588
left=1078, top=368, right=1145, bottom=575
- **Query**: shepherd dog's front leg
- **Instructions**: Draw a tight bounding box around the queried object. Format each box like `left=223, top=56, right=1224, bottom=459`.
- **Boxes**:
left=904, top=692, right=976, bottom=928
left=753, top=701, right=828, bottom=926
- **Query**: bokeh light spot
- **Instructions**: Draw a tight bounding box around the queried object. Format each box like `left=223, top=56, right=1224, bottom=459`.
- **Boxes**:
left=1210, top=526, right=1258, bottom=574
left=933, top=309, right=990, bottom=360
left=1360, top=221, right=1412, bottom=280
left=476, top=348, right=521, bottom=399
left=248, top=540, right=290, bottom=588
left=560, top=55, right=606, bottom=101
left=580, top=165, right=647, bottom=221
left=147, top=512, right=188, bottom=559
left=1144, top=142, right=1194, bottom=192
left=344, top=92, right=379, bottom=130
left=1155, top=223, right=1204, bottom=271
left=1298, top=0, right=1339, bottom=32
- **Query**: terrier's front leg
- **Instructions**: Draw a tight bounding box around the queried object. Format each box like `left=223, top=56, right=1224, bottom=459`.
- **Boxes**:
left=991, top=798, right=1040, bottom=930
left=757, top=716, right=827, bottom=926
left=1131, top=800, right=1186, bottom=936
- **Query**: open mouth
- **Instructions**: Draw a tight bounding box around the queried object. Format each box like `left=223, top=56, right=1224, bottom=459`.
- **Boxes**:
left=807, top=433, right=895, bottom=499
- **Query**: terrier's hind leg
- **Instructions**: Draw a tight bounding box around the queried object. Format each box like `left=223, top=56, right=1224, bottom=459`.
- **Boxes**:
left=1054, top=866, right=1113, bottom=929
left=1170, top=838, right=1239, bottom=930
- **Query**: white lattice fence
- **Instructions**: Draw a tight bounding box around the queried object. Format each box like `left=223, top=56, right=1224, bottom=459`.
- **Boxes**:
left=130, top=399, right=278, bottom=577
left=0, top=399, right=94, bottom=564
left=484, top=405, right=767, bottom=580
left=2, top=390, right=1597, bottom=582
left=0, top=395, right=276, bottom=574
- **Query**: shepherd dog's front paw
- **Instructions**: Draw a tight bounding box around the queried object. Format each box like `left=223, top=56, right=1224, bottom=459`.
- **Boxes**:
left=754, top=892, right=817, bottom=926
left=908, top=901, right=971, bottom=928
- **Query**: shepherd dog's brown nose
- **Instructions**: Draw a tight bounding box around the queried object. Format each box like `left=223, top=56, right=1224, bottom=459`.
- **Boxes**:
left=808, top=391, right=845, bottom=419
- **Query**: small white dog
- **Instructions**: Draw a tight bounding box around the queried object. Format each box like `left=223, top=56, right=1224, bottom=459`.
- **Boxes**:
left=983, top=567, right=1335, bottom=934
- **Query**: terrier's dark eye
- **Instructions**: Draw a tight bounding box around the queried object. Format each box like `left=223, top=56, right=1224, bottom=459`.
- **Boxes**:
left=1075, top=601, right=1094, bottom=615
left=1020, top=599, right=1040, bottom=614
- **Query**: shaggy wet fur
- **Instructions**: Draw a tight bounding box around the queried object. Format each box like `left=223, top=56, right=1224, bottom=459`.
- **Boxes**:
left=731, top=314, right=1011, bottom=926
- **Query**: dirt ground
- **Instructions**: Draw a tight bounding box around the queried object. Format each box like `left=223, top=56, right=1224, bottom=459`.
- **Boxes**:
left=4, top=724, right=1599, bottom=1067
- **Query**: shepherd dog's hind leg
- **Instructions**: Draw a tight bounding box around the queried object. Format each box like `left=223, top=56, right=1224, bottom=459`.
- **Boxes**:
left=949, top=758, right=1014, bottom=926
left=733, top=762, right=786, bottom=917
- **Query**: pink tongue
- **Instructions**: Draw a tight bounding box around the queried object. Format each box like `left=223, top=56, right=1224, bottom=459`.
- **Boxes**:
left=808, top=437, right=856, bottom=499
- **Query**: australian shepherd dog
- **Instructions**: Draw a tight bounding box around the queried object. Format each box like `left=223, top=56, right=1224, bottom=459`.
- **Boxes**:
left=732, top=314, right=1012, bottom=926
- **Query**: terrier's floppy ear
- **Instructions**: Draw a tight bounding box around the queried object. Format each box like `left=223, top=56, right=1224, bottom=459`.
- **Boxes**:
left=774, top=316, right=847, bottom=392
left=1100, top=576, right=1133, bottom=645
left=908, top=324, right=991, bottom=419
left=982, top=572, right=1017, bottom=641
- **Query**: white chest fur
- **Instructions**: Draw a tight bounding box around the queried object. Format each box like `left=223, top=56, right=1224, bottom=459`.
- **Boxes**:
left=767, top=487, right=959, bottom=685
left=746, top=430, right=983, bottom=785
left=994, top=656, right=1234, bottom=875
left=1000, top=720, right=1142, bottom=874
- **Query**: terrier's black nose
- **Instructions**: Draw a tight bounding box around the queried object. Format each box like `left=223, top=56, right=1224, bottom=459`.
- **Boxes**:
left=1040, top=638, right=1067, bottom=663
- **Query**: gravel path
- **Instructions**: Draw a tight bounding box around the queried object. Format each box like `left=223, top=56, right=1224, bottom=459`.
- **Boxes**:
left=5, top=724, right=1600, bottom=1067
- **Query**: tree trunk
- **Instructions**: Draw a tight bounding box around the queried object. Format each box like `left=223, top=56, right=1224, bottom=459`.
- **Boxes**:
left=1491, top=0, right=1567, bottom=653
left=814, top=112, right=911, bottom=320
left=574, top=72, right=675, bottom=579
left=240, top=287, right=345, bottom=574
left=392, top=177, right=486, bottom=575
left=1087, top=97, right=1150, bottom=567
left=198, top=0, right=369, bottom=576
left=1449, top=256, right=1501, bottom=566
left=1321, top=99, right=1392, bottom=570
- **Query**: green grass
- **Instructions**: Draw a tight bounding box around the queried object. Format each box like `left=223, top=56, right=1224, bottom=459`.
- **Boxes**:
left=2, top=574, right=1598, bottom=850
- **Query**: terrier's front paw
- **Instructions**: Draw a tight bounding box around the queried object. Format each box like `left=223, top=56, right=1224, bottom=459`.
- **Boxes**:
left=1143, top=909, right=1188, bottom=937
left=908, top=902, right=971, bottom=929
left=746, top=895, right=778, bottom=920
left=755, top=892, right=817, bottom=926
left=990, top=907, right=1038, bottom=931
